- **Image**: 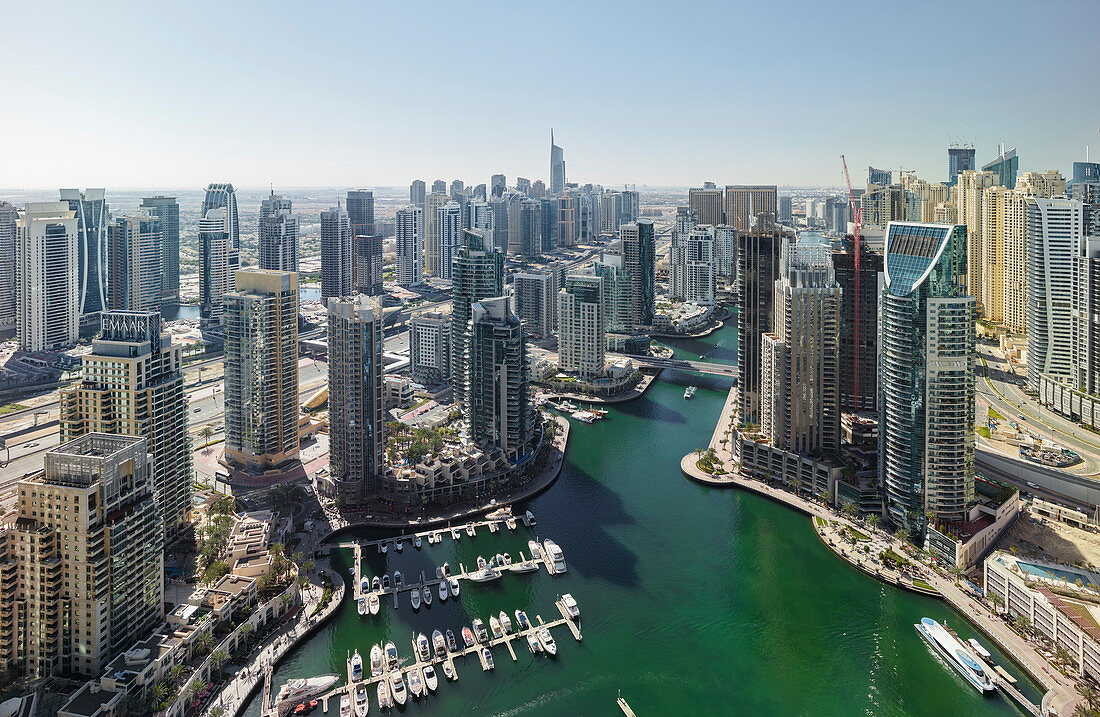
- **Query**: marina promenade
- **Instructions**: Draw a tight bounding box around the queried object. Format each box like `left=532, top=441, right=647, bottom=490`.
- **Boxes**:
left=682, top=385, right=1082, bottom=716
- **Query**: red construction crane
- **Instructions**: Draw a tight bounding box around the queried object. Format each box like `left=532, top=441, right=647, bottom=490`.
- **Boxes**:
left=841, top=155, right=863, bottom=409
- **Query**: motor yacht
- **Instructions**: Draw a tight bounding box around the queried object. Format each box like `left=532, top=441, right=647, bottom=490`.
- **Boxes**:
left=381, top=574, right=390, bottom=592
left=410, top=587, right=420, bottom=610
left=466, top=523, right=476, bottom=537
left=473, top=619, right=489, bottom=643
left=499, top=611, right=512, bottom=634
left=340, top=693, right=352, bottom=717
left=526, top=633, right=542, bottom=654
left=407, top=667, right=423, bottom=699
left=543, top=539, right=567, bottom=573
left=489, top=616, right=503, bottom=640
left=389, top=672, right=407, bottom=706
left=438, top=580, right=448, bottom=602
left=413, top=535, right=422, bottom=549
left=370, top=645, right=383, bottom=677
left=371, top=576, right=381, bottom=593
left=433, top=630, right=447, bottom=657
left=417, top=633, right=431, bottom=661
left=441, top=661, right=454, bottom=681
left=515, top=610, right=530, bottom=631
left=448, top=577, right=460, bottom=597
left=395, top=539, right=403, bottom=552
left=422, top=584, right=432, bottom=607
left=350, top=649, right=363, bottom=681
left=537, top=627, right=557, bottom=656
left=357, top=597, right=367, bottom=616
left=423, top=665, right=438, bottom=692
left=376, top=680, right=390, bottom=710
left=482, top=648, right=495, bottom=671
left=384, top=642, right=399, bottom=670
left=561, top=593, right=580, bottom=620
left=354, top=684, right=368, bottom=716
left=368, top=593, right=380, bottom=615
left=914, top=618, right=995, bottom=694
left=446, top=629, right=458, bottom=652
left=275, top=675, right=340, bottom=707
left=462, top=627, right=475, bottom=648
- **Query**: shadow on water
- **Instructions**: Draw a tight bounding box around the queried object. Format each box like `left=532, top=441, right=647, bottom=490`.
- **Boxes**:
left=612, top=393, right=688, bottom=425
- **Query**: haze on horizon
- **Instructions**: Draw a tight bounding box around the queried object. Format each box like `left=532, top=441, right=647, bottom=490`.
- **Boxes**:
left=2, top=0, right=1097, bottom=191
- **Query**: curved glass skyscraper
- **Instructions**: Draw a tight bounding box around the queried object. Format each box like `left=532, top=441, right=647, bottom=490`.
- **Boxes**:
left=878, top=222, right=974, bottom=534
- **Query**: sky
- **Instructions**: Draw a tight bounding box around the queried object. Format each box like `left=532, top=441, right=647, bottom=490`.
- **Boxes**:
left=2, top=0, right=1098, bottom=190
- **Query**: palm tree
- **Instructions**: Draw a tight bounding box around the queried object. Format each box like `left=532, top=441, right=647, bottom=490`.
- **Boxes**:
left=1076, top=682, right=1100, bottom=710
left=185, top=678, right=208, bottom=706
left=949, top=565, right=965, bottom=585
left=789, top=477, right=802, bottom=495
left=1072, top=703, right=1094, bottom=717
left=200, top=425, right=214, bottom=449
left=893, top=528, right=908, bottom=545
left=867, top=514, right=881, bottom=533
left=987, top=592, right=1005, bottom=613
left=210, top=707, right=226, bottom=717
left=1055, top=645, right=1074, bottom=668
left=211, top=648, right=229, bottom=671
left=169, top=664, right=187, bottom=683
left=151, top=681, right=171, bottom=707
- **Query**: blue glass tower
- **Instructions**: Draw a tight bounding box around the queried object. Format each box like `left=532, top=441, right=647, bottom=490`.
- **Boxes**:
left=981, top=147, right=1018, bottom=190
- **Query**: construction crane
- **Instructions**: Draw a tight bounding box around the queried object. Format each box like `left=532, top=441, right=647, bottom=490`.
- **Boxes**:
left=841, top=155, right=863, bottom=409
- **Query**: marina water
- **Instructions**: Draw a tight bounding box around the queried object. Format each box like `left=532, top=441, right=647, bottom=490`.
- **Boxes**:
left=242, top=322, right=1040, bottom=716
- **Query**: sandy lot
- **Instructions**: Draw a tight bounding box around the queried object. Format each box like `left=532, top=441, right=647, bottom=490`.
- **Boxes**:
left=1001, top=510, right=1100, bottom=569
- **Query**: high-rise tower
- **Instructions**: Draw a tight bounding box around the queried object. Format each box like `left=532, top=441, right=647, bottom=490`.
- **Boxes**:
left=16, top=202, right=79, bottom=351
left=258, top=192, right=299, bottom=273
left=107, top=214, right=163, bottom=311
left=395, top=205, right=424, bottom=286
left=199, top=183, right=240, bottom=325
left=60, top=188, right=108, bottom=325
left=140, top=196, right=180, bottom=304
left=451, top=230, right=504, bottom=407
left=320, top=205, right=353, bottom=300
left=550, top=130, right=566, bottom=196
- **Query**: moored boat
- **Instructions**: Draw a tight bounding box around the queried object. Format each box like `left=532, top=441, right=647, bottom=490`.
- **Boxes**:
left=543, top=539, right=567, bottom=573
left=499, top=611, right=512, bottom=634
left=384, top=642, right=399, bottom=670
left=376, top=680, right=390, bottom=710
left=537, top=627, right=557, bottom=655
left=489, top=616, right=503, bottom=639
left=449, top=577, right=460, bottom=597
left=914, top=617, right=994, bottom=694
left=438, top=580, right=448, bottom=602
left=515, top=610, right=530, bottom=630
left=486, top=506, right=512, bottom=520
left=442, top=660, right=454, bottom=680
left=561, top=593, right=580, bottom=619
left=466, top=522, right=476, bottom=537
left=525, top=510, right=536, bottom=525
left=368, top=593, right=380, bottom=615
left=489, top=521, right=499, bottom=533
left=473, top=619, right=488, bottom=643
left=275, top=675, right=340, bottom=707
left=371, top=576, right=380, bottom=592
left=506, top=517, right=517, bottom=530
left=417, top=633, right=431, bottom=661
left=526, top=633, right=542, bottom=654
left=684, top=385, right=697, bottom=399
left=451, top=526, right=461, bottom=540
left=422, top=584, right=432, bottom=607
left=370, top=644, right=383, bottom=677
left=410, top=588, right=421, bottom=610
left=379, top=541, right=388, bottom=554
left=413, top=534, right=422, bottom=549
left=340, top=693, right=352, bottom=717
left=354, top=684, right=369, bottom=716
left=527, top=540, right=543, bottom=560
left=462, top=627, right=475, bottom=648
left=350, top=649, right=363, bottom=681
left=395, top=538, right=403, bottom=552
left=433, top=630, right=447, bottom=657
left=407, top=667, right=423, bottom=699
left=360, top=577, right=370, bottom=595
left=446, top=629, right=458, bottom=651
left=389, top=672, right=407, bottom=706
left=357, top=597, right=367, bottom=616
left=968, top=638, right=992, bottom=660
left=510, top=558, right=538, bottom=573
left=394, top=571, right=403, bottom=588
left=423, top=665, right=438, bottom=692
left=381, top=574, right=390, bottom=592
left=482, top=647, right=495, bottom=671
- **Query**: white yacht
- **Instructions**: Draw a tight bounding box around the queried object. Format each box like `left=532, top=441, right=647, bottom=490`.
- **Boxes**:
left=376, top=680, right=391, bottom=710
left=489, top=616, right=503, bottom=639
left=381, top=574, right=390, bottom=592
left=395, top=538, right=403, bottom=552
left=473, top=619, right=489, bottom=643
left=389, top=672, right=407, bottom=706
left=370, top=644, right=383, bottom=677
left=423, top=665, right=438, bottom=692
left=537, top=627, right=557, bottom=656
left=417, top=633, right=431, bottom=661
left=360, top=577, right=370, bottom=595
left=413, top=534, right=422, bottom=549
left=482, top=647, right=495, bottom=671
left=371, top=576, right=381, bottom=592
left=350, top=649, right=363, bottom=681
left=407, top=667, right=424, bottom=699
left=384, top=642, right=399, bottom=670
left=914, top=618, right=995, bottom=694
left=368, top=593, right=380, bottom=615
left=275, top=675, right=340, bottom=707
left=379, top=541, right=388, bottom=554
left=543, top=539, right=567, bottom=573
left=433, top=630, right=447, bottom=657
left=449, top=577, right=460, bottom=597
left=499, top=611, right=512, bottom=634
left=561, top=593, right=580, bottom=620
left=515, top=610, right=530, bottom=631
left=422, top=584, right=432, bottom=607
left=526, top=633, right=542, bottom=654
left=438, top=580, right=448, bottom=602
left=441, top=660, right=454, bottom=681
left=525, top=510, right=536, bottom=525
left=340, top=693, right=352, bottom=717
left=357, top=597, right=367, bottom=616
left=410, top=588, right=421, bottom=610
left=506, top=517, right=517, bottom=530
left=527, top=540, right=543, bottom=560
left=684, top=385, right=697, bottom=399
left=354, top=684, right=369, bottom=716
left=451, top=526, right=461, bottom=540
left=466, top=522, right=476, bottom=537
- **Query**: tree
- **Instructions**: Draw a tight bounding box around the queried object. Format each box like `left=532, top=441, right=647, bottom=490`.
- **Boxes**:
left=211, top=648, right=229, bottom=671
left=151, top=681, right=171, bottom=708
left=203, top=560, right=230, bottom=585
left=893, top=528, right=908, bottom=545
left=949, top=565, right=965, bottom=585
left=210, top=707, right=226, bottom=717
left=867, top=514, right=881, bottom=532
left=169, top=664, right=187, bottom=683
left=1076, top=682, right=1100, bottom=710
left=185, top=678, right=207, bottom=706
left=194, top=631, right=214, bottom=656
left=200, top=425, right=214, bottom=448
left=790, top=477, right=802, bottom=495
left=987, top=592, right=1005, bottom=613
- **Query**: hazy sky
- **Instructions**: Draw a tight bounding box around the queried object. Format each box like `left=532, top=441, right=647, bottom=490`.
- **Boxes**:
left=3, top=0, right=1098, bottom=190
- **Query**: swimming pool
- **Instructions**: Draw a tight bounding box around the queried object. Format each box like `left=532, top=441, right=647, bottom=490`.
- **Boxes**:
left=1017, top=560, right=1100, bottom=590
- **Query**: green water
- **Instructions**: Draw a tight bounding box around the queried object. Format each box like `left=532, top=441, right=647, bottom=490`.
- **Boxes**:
left=243, top=323, right=1039, bottom=716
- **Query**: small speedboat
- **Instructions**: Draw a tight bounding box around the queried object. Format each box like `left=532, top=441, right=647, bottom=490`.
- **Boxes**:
left=410, top=587, right=421, bottom=610
left=482, top=648, right=495, bottom=671
left=390, top=672, right=407, bottom=706
left=441, top=661, right=454, bottom=681
left=376, top=680, right=390, bottom=710
left=433, top=630, right=447, bottom=657
left=372, top=576, right=381, bottom=593
left=441, top=562, right=450, bottom=577
left=448, top=577, right=460, bottom=597
left=527, top=540, right=543, bottom=560
left=368, top=593, right=380, bottom=615
left=407, top=667, right=423, bottom=699
left=506, top=517, right=517, bottom=530
left=538, top=627, right=557, bottom=655
left=423, top=665, right=438, bottom=692
left=511, top=558, right=538, bottom=573
left=351, top=649, right=364, bottom=680
left=358, top=597, right=367, bottom=616
left=466, top=522, right=476, bottom=537
left=417, top=633, right=431, bottom=661
left=360, top=577, right=370, bottom=595
left=515, top=610, right=530, bottom=631
left=385, top=642, right=399, bottom=669
left=462, top=627, right=475, bottom=648
left=370, top=644, right=383, bottom=677
left=395, top=538, right=403, bottom=552
left=354, top=684, right=369, bottom=717
left=379, top=541, right=388, bottom=554
left=340, top=693, right=352, bottom=717
left=501, top=553, right=512, bottom=566
left=499, top=611, right=512, bottom=634
left=473, top=619, right=489, bottom=644
left=413, top=534, right=422, bottom=549
left=446, top=629, right=458, bottom=652
left=438, top=580, right=448, bottom=602
left=381, top=574, right=390, bottom=592
left=394, top=571, right=403, bottom=588
left=526, top=633, right=542, bottom=654
left=489, top=616, right=503, bottom=640
left=525, top=510, right=536, bottom=525
left=435, top=566, right=443, bottom=579
left=489, top=521, right=498, bottom=533
left=684, top=385, right=697, bottom=399
left=451, top=526, right=460, bottom=540
left=561, top=593, right=580, bottom=619
left=422, top=584, right=432, bottom=607
left=477, top=556, right=487, bottom=570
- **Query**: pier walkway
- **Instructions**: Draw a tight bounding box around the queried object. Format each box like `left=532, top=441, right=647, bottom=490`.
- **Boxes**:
left=682, top=386, right=1082, bottom=716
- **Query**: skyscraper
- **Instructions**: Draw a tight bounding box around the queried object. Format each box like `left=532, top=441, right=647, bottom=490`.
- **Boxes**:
left=982, top=146, right=1019, bottom=191
left=867, top=167, right=892, bottom=187
left=16, top=202, right=79, bottom=351
left=424, top=192, right=450, bottom=276
left=947, top=146, right=976, bottom=186
left=878, top=222, right=973, bottom=533
left=451, top=230, right=504, bottom=407
left=683, top=226, right=717, bottom=306
left=539, top=197, right=558, bottom=252
left=410, top=179, right=426, bottom=210
left=60, top=188, right=108, bottom=325
left=1070, top=161, right=1100, bottom=192
left=348, top=190, right=381, bottom=295
left=140, top=196, right=180, bottom=304
left=1028, top=198, right=1085, bottom=391
left=465, top=296, right=531, bottom=459
left=432, top=179, right=447, bottom=194
left=620, top=219, right=655, bottom=328
left=347, top=189, right=375, bottom=238
left=258, top=192, right=299, bottom=272
left=395, top=205, right=424, bottom=286
left=760, top=242, right=841, bottom=453
left=327, top=295, right=384, bottom=502
left=0, top=203, right=18, bottom=332
left=509, top=199, right=542, bottom=257
left=832, top=245, right=882, bottom=413
left=670, top=206, right=696, bottom=300
left=491, top=174, right=506, bottom=198
left=688, top=185, right=724, bottom=226
left=714, top=225, right=737, bottom=280
left=550, top=130, right=566, bottom=196
left=199, top=183, right=240, bottom=325
left=450, top=180, right=465, bottom=197
left=594, top=245, right=634, bottom=336
left=778, top=195, right=793, bottom=224
left=409, top=312, right=451, bottom=385
left=599, top=192, right=622, bottom=234
left=60, top=311, right=192, bottom=541
left=736, top=228, right=782, bottom=426
left=513, top=271, right=557, bottom=339
left=0, top=434, right=163, bottom=679
left=955, top=170, right=1000, bottom=304
left=724, top=185, right=778, bottom=232
left=436, top=200, right=463, bottom=280
left=224, top=270, right=299, bottom=470
left=107, top=214, right=163, bottom=311
left=556, top=195, right=576, bottom=248
left=320, top=205, right=353, bottom=300
left=558, top=274, right=605, bottom=379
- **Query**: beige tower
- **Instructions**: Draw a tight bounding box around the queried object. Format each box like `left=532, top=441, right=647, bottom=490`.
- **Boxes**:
left=423, top=192, right=450, bottom=276
left=956, top=169, right=1001, bottom=306
left=1002, top=171, right=1067, bottom=333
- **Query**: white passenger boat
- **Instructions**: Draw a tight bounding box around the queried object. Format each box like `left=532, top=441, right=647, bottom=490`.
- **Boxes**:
left=914, top=617, right=995, bottom=694
left=537, top=627, right=557, bottom=655
left=407, top=667, right=424, bottom=698
left=390, top=672, right=407, bottom=706
left=358, top=597, right=367, bottom=616
left=413, top=534, right=422, bottom=549
left=525, top=510, right=536, bottom=525
left=526, top=633, right=542, bottom=654
left=395, top=538, right=403, bottom=552
left=561, top=593, right=580, bottom=619
left=368, top=593, right=380, bottom=615
left=423, top=665, right=438, bottom=692
left=468, top=566, right=502, bottom=583
left=499, top=611, right=512, bottom=634
left=473, top=619, right=489, bottom=643
left=451, top=526, right=461, bottom=540
left=354, top=684, right=369, bottom=716
left=515, top=610, right=530, bottom=631
left=543, top=539, right=567, bottom=573
left=384, top=642, right=399, bottom=669
left=340, top=693, right=352, bottom=717
left=422, top=584, right=432, bottom=607
left=489, top=616, right=503, bottom=639
left=482, top=647, right=495, bottom=670
left=371, top=576, right=381, bottom=592
left=275, top=675, right=340, bottom=707
left=968, top=638, right=992, bottom=660
left=350, top=649, right=364, bottom=681
left=442, top=660, right=454, bottom=680
left=486, top=506, right=512, bottom=520
left=506, top=517, right=517, bottom=530
left=527, top=540, right=543, bottom=560
left=376, top=680, right=390, bottom=710
left=370, top=644, right=383, bottom=677
left=438, top=580, right=448, bottom=602
left=417, top=633, right=431, bottom=661
left=410, top=588, right=421, bottom=610
left=433, top=630, right=447, bottom=657
left=511, top=557, right=539, bottom=573
left=449, top=577, right=460, bottom=597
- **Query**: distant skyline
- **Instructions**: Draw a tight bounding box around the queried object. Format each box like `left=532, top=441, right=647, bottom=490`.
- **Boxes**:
left=2, top=1, right=1098, bottom=190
